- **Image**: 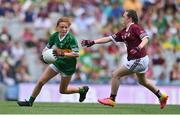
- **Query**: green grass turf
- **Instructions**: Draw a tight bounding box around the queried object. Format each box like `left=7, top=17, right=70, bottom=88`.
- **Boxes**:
left=0, top=100, right=179, bottom=114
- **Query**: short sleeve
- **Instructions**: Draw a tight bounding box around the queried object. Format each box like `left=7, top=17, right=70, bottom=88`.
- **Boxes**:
left=70, top=37, right=79, bottom=54
left=46, top=34, right=56, bottom=48
left=133, top=26, right=149, bottom=40
left=111, top=31, right=123, bottom=42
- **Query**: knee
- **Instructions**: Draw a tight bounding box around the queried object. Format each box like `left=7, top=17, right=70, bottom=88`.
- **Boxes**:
left=112, top=72, right=120, bottom=79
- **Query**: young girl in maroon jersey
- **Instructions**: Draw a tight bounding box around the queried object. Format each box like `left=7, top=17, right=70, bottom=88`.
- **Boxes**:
left=81, top=9, right=168, bottom=109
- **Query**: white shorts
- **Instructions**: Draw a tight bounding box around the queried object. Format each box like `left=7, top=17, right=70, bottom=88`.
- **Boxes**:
left=123, top=55, right=149, bottom=73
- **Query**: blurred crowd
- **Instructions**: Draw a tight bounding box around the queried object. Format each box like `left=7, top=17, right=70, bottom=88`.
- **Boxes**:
left=0, top=0, right=180, bottom=97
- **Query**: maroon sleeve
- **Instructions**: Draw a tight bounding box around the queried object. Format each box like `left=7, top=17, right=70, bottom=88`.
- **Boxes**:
left=133, top=25, right=149, bottom=39
left=111, top=31, right=123, bottom=42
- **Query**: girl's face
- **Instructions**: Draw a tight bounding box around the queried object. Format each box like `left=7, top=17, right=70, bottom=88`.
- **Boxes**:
left=56, top=22, right=70, bottom=37
left=122, top=11, right=131, bottom=26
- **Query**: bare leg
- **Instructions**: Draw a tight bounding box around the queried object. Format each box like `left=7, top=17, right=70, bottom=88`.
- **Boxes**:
left=136, top=73, right=158, bottom=93
left=59, top=75, right=89, bottom=102
left=59, top=75, right=79, bottom=94
left=136, top=72, right=168, bottom=109
left=111, top=66, right=134, bottom=95
left=17, top=66, right=58, bottom=106
left=97, top=65, right=134, bottom=106
left=31, top=66, right=58, bottom=97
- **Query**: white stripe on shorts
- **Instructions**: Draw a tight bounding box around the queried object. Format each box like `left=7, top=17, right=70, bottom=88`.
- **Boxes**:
left=49, top=64, right=59, bottom=73
left=49, top=64, right=71, bottom=76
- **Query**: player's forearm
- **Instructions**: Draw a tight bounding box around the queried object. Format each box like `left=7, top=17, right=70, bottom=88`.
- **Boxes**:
left=64, top=52, right=79, bottom=58
left=94, top=36, right=112, bottom=44
left=138, top=37, right=148, bottom=49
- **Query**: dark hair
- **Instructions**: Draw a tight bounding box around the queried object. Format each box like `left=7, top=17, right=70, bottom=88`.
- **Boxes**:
left=126, top=9, right=138, bottom=24
left=56, top=17, right=71, bottom=27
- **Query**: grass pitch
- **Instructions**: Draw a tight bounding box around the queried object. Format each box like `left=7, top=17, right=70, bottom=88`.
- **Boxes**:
left=0, top=100, right=179, bottom=114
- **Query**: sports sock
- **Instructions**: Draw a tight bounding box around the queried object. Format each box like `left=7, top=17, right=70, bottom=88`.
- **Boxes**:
left=79, top=87, right=85, bottom=94
left=155, top=90, right=162, bottom=98
left=110, top=94, right=116, bottom=101
left=29, top=96, right=35, bottom=105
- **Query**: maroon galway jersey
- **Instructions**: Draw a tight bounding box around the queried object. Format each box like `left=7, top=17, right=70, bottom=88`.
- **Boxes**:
left=111, top=23, right=149, bottom=60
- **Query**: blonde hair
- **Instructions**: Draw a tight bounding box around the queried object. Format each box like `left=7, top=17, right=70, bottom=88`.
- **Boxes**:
left=56, top=17, right=72, bottom=27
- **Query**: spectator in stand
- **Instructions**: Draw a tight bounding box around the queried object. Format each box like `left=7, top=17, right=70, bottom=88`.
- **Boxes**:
left=0, top=26, right=11, bottom=44
left=47, top=0, right=60, bottom=13
left=0, top=2, right=5, bottom=16
left=110, top=1, right=123, bottom=24
left=3, top=1, right=15, bottom=18
left=144, top=18, right=158, bottom=39
left=123, top=0, right=142, bottom=16
left=100, top=0, right=112, bottom=20
left=34, top=7, right=52, bottom=29
left=11, top=41, right=24, bottom=64
left=1, top=62, right=16, bottom=86
left=22, top=27, right=36, bottom=48
left=164, top=0, right=177, bottom=14
left=15, top=61, right=32, bottom=83
left=71, top=67, right=87, bottom=83
left=0, top=26, right=12, bottom=58
left=170, top=63, right=180, bottom=83
left=24, top=5, right=35, bottom=23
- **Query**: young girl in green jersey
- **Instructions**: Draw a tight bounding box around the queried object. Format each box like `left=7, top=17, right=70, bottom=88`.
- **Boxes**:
left=17, top=17, right=89, bottom=106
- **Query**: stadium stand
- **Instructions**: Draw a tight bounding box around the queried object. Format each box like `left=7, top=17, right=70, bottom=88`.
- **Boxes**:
left=0, top=0, right=179, bottom=101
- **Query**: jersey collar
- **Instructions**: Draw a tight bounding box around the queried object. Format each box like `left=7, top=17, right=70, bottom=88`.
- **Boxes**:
left=58, top=32, right=69, bottom=42
left=126, top=22, right=134, bottom=32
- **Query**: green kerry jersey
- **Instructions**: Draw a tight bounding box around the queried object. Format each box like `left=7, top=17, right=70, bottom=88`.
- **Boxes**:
left=46, top=32, right=79, bottom=75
